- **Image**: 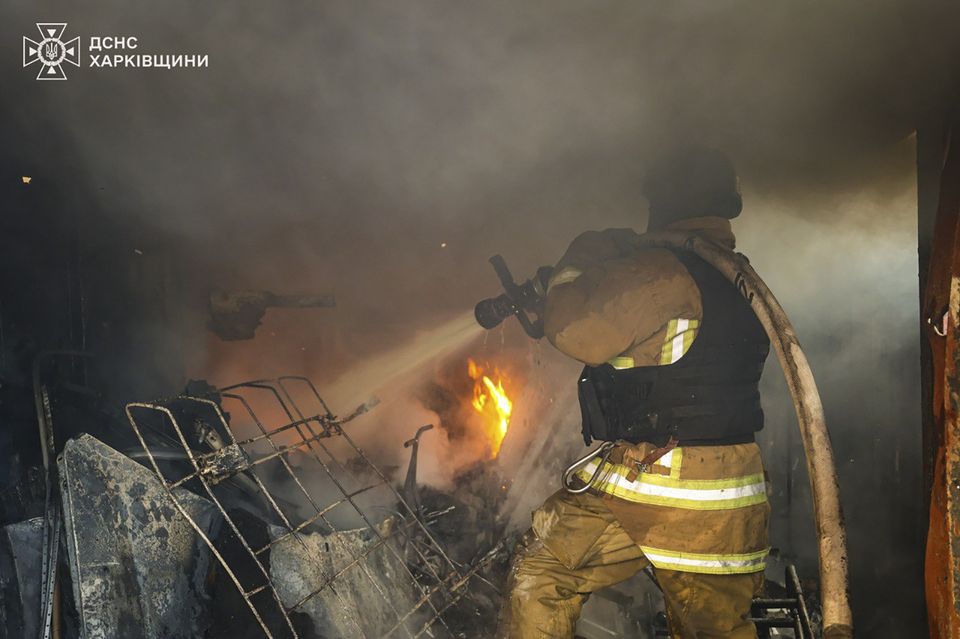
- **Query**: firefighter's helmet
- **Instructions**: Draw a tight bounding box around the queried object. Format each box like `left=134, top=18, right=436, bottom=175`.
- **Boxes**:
left=642, top=146, right=743, bottom=228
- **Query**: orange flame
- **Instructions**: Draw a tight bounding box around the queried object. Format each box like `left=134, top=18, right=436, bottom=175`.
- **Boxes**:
left=467, top=358, right=513, bottom=458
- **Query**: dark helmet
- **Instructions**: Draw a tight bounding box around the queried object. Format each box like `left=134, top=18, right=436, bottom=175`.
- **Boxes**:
left=642, top=146, right=742, bottom=229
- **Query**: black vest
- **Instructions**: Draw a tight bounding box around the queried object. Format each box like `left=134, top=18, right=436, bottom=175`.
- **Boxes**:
left=577, top=250, right=770, bottom=446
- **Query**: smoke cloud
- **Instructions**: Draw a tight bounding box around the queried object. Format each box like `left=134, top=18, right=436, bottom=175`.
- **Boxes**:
left=3, top=1, right=957, bottom=635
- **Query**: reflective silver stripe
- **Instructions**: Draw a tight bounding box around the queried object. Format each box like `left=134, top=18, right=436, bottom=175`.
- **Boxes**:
left=669, top=318, right=689, bottom=363
left=660, top=448, right=675, bottom=470
left=547, top=266, right=583, bottom=291
left=577, top=459, right=767, bottom=510
left=640, top=546, right=768, bottom=574
left=660, top=318, right=700, bottom=365
left=582, top=462, right=765, bottom=501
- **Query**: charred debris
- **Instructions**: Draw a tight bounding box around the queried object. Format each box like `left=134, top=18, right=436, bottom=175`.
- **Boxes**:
left=1, top=351, right=517, bottom=638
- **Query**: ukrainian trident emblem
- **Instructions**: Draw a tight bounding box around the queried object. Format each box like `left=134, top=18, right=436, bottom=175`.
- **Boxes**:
left=23, top=23, right=80, bottom=80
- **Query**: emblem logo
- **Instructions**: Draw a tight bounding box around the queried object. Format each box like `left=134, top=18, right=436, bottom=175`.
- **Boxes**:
left=23, top=23, right=80, bottom=80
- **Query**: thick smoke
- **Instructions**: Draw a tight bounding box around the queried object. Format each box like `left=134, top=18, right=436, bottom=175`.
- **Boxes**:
left=3, top=1, right=958, bottom=635
left=2, top=4, right=954, bottom=378
left=2, top=5, right=956, bottom=360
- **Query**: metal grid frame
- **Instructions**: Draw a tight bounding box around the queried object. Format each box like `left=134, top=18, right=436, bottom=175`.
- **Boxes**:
left=124, top=375, right=499, bottom=638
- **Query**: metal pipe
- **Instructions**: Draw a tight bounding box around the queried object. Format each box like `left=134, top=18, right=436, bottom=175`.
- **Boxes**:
left=634, top=231, right=852, bottom=638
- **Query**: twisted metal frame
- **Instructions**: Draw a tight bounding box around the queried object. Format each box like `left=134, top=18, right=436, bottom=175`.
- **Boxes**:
left=125, top=376, right=500, bottom=638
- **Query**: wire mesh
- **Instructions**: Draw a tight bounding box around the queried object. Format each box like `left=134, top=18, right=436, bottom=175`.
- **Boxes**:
left=125, top=376, right=501, bottom=638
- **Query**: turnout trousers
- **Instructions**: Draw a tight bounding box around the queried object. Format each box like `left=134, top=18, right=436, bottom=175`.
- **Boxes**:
left=499, top=489, right=764, bottom=638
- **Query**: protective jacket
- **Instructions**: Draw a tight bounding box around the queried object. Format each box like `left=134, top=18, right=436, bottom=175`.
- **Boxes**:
left=542, top=216, right=770, bottom=575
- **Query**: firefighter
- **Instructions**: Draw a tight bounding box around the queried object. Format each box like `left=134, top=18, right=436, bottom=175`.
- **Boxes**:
left=499, top=147, right=771, bottom=638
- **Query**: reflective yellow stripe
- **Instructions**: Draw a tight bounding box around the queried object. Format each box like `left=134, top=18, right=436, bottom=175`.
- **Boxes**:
left=579, top=458, right=765, bottom=494
left=659, top=318, right=700, bottom=365
left=547, top=266, right=583, bottom=291
left=607, top=356, right=634, bottom=369
left=669, top=447, right=682, bottom=478
left=576, top=459, right=767, bottom=510
left=682, top=320, right=698, bottom=354
left=609, top=318, right=700, bottom=369
left=640, top=546, right=769, bottom=574
left=659, top=319, right=679, bottom=364
left=586, top=479, right=767, bottom=510
left=648, top=447, right=680, bottom=476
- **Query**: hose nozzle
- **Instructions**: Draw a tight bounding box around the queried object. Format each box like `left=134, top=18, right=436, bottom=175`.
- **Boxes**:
left=474, top=255, right=551, bottom=339
left=474, top=294, right=516, bottom=330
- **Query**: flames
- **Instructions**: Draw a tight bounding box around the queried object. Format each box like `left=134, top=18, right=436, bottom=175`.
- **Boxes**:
left=467, top=358, right=513, bottom=458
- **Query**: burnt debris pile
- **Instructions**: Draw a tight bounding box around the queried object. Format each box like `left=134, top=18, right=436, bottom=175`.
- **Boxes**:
left=0, top=366, right=510, bottom=639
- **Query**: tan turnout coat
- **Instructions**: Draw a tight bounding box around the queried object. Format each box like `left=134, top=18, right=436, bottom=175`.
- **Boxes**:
left=542, top=216, right=770, bottom=575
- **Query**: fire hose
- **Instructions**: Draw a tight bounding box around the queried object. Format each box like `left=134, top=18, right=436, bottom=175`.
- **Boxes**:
left=636, top=231, right=852, bottom=638
left=475, top=233, right=853, bottom=638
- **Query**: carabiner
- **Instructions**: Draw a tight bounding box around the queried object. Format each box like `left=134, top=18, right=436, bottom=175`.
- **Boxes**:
left=562, top=441, right=616, bottom=494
